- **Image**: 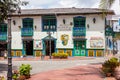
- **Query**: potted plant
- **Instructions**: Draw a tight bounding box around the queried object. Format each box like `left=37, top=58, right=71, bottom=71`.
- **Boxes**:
left=101, top=57, right=120, bottom=77
left=19, top=64, right=32, bottom=79
left=12, top=70, right=19, bottom=80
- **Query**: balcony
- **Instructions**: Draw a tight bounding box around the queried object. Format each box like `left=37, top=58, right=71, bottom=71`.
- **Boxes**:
left=0, top=32, right=7, bottom=41
left=21, top=27, right=33, bottom=36
left=73, top=27, right=86, bottom=36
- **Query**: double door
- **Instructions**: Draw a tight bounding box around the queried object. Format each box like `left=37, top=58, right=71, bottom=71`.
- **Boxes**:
left=74, top=41, right=86, bottom=56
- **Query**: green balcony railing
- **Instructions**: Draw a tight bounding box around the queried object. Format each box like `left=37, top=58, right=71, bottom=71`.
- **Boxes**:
left=73, top=27, right=86, bottom=36
left=0, top=32, right=7, bottom=41
left=21, top=27, right=33, bottom=36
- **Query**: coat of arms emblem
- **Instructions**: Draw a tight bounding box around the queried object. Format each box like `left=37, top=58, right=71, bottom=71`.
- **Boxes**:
left=61, top=34, right=69, bottom=46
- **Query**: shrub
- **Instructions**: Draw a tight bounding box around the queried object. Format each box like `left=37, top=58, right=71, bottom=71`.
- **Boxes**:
left=19, top=64, right=32, bottom=77
left=0, top=76, right=5, bottom=80
left=52, top=52, right=68, bottom=59
left=102, top=57, right=120, bottom=76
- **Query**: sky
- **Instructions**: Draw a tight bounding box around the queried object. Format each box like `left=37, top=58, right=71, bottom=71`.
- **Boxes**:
left=21, top=0, right=120, bottom=15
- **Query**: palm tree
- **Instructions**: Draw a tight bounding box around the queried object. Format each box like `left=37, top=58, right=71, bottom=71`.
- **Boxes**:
left=99, top=0, right=120, bottom=55
left=99, top=0, right=115, bottom=9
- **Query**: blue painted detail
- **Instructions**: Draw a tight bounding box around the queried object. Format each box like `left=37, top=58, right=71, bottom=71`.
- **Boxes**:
left=86, top=50, right=88, bottom=57
left=73, top=49, right=75, bottom=56
left=0, top=23, right=7, bottom=41
left=73, top=27, right=86, bottom=36
left=14, top=51, right=16, bottom=57
left=119, top=19, right=120, bottom=26
left=94, top=50, right=96, bottom=57
left=0, top=32, right=7, bottom=41
left=74, top=16, right=85, bottom=18
left=21, top=27, right=33, bottom=36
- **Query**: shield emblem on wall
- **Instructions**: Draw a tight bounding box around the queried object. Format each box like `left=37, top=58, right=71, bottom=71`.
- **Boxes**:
left=61, top=34, right=69, bottom=46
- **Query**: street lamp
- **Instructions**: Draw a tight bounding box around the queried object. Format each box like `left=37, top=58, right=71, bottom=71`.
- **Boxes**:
left=7, top=7, right=21, bottom=80
left=47, top=31, right=52, bottom=59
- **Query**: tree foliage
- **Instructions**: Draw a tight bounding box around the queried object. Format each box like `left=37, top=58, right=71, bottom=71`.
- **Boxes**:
left=0, top=0, right=28, bottom=23
left=99, top=0, right=115, bottom=9
left=99, top=0, right=115, bottom=17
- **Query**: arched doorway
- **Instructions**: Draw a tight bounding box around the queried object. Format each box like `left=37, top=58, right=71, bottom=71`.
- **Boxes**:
left=42, top=36, right=56, bottom=56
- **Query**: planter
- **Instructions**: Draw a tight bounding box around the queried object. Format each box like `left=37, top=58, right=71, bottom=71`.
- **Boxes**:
left=25, top=74, right=30, bottom=79
left=114, top=68, right=120, bottom=80
left=106, top=73, right=112, bottom=77
left=19, top=75, right=26, bottom=80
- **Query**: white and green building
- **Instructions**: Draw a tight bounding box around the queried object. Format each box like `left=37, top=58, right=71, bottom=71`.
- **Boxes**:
left=0, top=8, right=114, bottom=57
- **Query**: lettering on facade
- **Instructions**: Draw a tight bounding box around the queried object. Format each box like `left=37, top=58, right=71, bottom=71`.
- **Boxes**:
left=90, top=37, right=104, bottom=48
left=61, top=34, right=69, bottom=46
left=58, top=24, right=72, bottom=31
left=34, top=40, right=42, bottom=49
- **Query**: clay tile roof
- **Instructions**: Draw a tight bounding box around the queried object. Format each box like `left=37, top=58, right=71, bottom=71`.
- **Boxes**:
left=12, top=8, right=114, bottom=16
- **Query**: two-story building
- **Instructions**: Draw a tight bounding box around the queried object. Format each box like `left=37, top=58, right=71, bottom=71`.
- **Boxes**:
left=106, top=15, right=120, bottom=54
left=0, top=8, right=114, bottom=57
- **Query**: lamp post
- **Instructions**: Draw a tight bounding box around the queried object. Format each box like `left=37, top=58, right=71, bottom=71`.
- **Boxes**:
left=7, top=14, right=12, bottom=80
left=7, top=7, right=21, bottom=80
left=47, top=31, right=52, bottom=59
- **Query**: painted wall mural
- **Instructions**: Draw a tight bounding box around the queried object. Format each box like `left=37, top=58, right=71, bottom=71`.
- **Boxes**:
left=34, top=40, right=42, bottom=49
left=90, top=37, right=104, bottom=48
left=61, top=34, right=69, bottom=46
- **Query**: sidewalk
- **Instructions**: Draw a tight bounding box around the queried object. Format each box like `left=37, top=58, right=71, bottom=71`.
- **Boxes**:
left=29, top=64, right=116, bottom=80
left=8, top=56, right=95, bottom=61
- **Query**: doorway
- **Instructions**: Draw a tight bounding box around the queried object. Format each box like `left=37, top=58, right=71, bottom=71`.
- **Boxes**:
left=44, top=40, right=55, bottom=56
left=23, top=40, right=33, bottom=56
left=74, top=40, right=86, bottom=56
left=0, top=43, right=7, bottom=57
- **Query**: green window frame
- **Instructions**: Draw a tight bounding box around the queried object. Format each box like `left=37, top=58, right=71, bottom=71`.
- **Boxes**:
left=22, top=18, right=33, bottom=28
left=74, top=16, right=85, bottom=27
left=0, top=23, right=7, bottom=32
left=42, top=15, right=57, bottom=31
left=74, top=41, right=86, bottom=49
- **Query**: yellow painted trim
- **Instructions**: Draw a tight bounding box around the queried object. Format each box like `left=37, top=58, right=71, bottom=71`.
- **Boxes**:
left=11, top=51, right=14, bottom=56
left=96, top=50, right=103, bottom=56
left=66, top=50, right=72, bottom=56
left=16, top=51, right=22, bottom=56
left=88, top=50, right=94, bottom=56
left=35, top=51, right=42, bottom=57
left=58, top=50, right=64, bottom=53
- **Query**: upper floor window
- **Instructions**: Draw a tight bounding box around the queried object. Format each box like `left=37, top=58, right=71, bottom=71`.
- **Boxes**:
left=22, top=18, right=33, bottom=28
left=74, top=16, right=85, bottom=27
left=42, top=15, right=57, bottom=31
left=0, top=23, right=7, bottom=32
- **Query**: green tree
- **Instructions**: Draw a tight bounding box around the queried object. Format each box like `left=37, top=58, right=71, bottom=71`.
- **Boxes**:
left=0, top=0, right=28, bottom=23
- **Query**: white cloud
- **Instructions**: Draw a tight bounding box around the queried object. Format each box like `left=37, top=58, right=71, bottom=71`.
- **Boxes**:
left=111, top=0, right=120, bottom=14
left=21, top=0, right=120, bottom=14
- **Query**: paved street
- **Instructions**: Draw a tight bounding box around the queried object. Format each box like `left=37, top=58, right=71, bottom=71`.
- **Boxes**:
left=0, top=57, right=109, bottom=78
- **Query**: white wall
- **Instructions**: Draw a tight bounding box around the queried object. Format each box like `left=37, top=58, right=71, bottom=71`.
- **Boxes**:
left=11, top=14, right=105, bottom=50
left=86, top=31, right=105, bottom=49
left=11, top=32, right=22, bottom=49
left=86, top=15, right=105, bottom=31
left=56, top=31, right=73, bottom=49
